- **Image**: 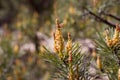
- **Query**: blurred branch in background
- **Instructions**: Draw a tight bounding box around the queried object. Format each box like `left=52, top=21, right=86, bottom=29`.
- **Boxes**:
left=84, top=7, right=116, bottom=28
left=102, top=13, right=120, bottom=21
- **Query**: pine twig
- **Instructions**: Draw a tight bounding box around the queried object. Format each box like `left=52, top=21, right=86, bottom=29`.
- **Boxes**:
left=103, top=13, right=120, bottom=21
left=84, top=8, right=116, bottom=28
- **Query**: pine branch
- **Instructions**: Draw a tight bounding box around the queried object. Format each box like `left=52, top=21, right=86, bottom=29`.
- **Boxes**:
left=103, top=13, right=120, bottom=21
left=84, top=8, right=116, bottom=28
left=95, top=27, right=119, bottom=80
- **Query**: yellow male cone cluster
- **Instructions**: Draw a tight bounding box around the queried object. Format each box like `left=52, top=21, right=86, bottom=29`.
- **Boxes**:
left=66, top=32, right=72, bottom=54
left=53, top=18, right=73, bottom=58
left=65, top=33, right=73, bottom=80
left=118, top=68, right=120, bottom=80
left=112, top=25, right=120, bottom=45
left=53, top=19, right=74, bottom=80
left=92, top=49, right=97, bottom=58
left=53, top=19, right=64, bottom=58
left=104, top=24, right=120, bottom=47
left=13, top=44, right=19, bottom=54
left=97, top=55, right=102, bottom=71
left=69, top=6, right=76, bottom=15
left=104, top=29, right=112, bottom=47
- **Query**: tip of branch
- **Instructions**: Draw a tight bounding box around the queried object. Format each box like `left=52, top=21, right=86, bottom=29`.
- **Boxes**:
left=116, top=23, right=120, bottom=31
left=55, top=18, right=61, bottom=28
left=68, top=32, right=71, bottom=39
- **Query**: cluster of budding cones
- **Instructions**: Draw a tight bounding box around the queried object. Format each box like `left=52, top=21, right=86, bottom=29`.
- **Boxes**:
left=53, top=19, right=104, bottom=80
left=104, top=24, right=120, bottom=80
left=104, top=24, right=120, bottom=47
left=52, top=19, right=120, bottom=79
left=53, top=19, right=73, bottom=80
left=53, top=19, right=72, bottom=59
